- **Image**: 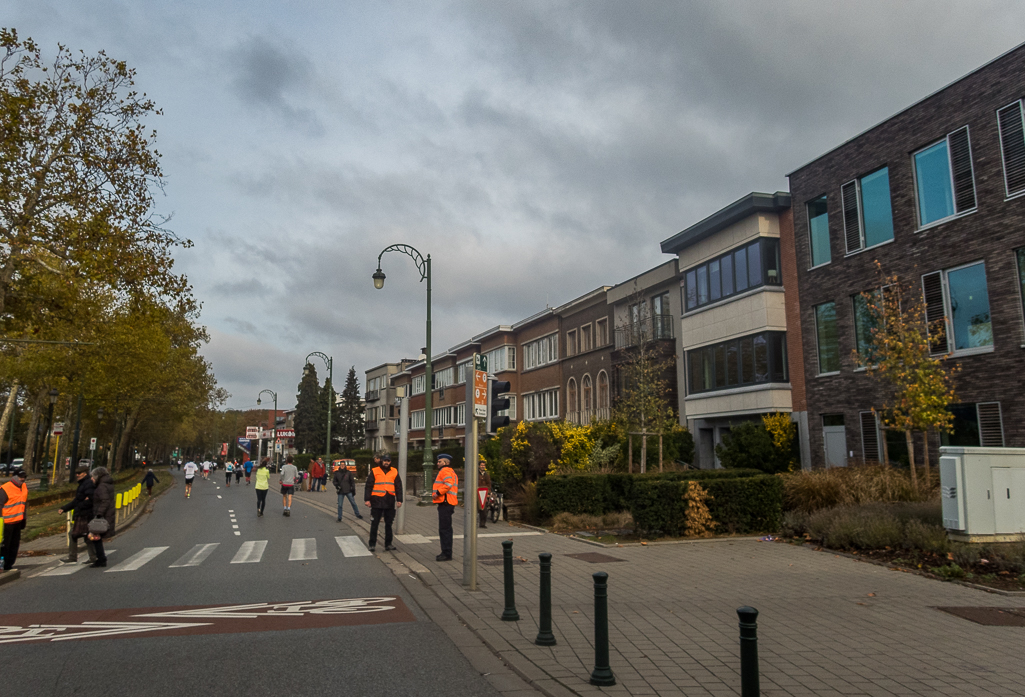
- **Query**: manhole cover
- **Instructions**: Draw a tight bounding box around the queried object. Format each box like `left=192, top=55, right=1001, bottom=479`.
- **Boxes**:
left=936, top=607, right=1025, bottom=626
left=564, top=553, right=627, bottom=564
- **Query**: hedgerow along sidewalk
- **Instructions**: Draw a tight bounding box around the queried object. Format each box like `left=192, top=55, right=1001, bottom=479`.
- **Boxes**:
left=293, top=486, right=1025, bottom=697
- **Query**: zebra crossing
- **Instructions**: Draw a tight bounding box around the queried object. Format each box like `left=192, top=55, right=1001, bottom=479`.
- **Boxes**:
left=33, top=536, right=371, bottom=577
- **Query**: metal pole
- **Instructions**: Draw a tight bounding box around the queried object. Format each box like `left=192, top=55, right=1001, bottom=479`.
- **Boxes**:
left=273, top=393, right=278, bottom=471
left=69, top=393, right=82, bottom=483
left=501, top=539, right=519, bottom=621
left=326, top=356, right=333, bottom=461
left=231, top=410, right=238, bottom=461
left=589, top=571, right=616, bottom=686
left=535, top=553, right=556, bottom=646
left=463, top=371, right=478, bottom=589
left=423, top=255, right=433, bottom=497
left=396, top=392, right=409, bottom=535
left=738, top=606, right=760, bottom=697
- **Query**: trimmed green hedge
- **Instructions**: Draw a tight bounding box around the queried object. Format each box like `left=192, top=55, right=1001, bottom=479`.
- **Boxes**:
left=628, top=475, right=783, bottom=537
left=537, top=469, right=764, bottom=518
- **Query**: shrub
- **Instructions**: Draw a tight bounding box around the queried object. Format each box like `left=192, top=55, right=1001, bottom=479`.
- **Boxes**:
left=629, top=475, right=783, bottom=537
left=902, top=519, right=949, bottom=554
left=819, top=507, right=904, bottom=550
left=782, top=465, right=933, bottom=512
left=933, top=564, right=966, bottom=580
left=950, top=543, right=981, bottom=568
left=549, top=510, right=634, bottom=532
left=536, top=475, right=610, bottom=517
left=629, top=480, right=687, bottom=537
left=780, top=509, right=811, bottom=537
left=683, top=481, right=716, bottom=537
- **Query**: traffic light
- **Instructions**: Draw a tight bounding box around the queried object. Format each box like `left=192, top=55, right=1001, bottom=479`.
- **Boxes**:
left=486, top=378, right=511, bottom=435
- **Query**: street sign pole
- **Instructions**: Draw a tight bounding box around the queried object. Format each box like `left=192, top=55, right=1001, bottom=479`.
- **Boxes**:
left=463, top=354, right=486, bottom=590
left=396, top=389, right=409, bottom=535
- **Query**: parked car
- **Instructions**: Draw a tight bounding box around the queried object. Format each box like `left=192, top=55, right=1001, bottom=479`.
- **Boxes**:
left=78, top=459, right=93, bottom=470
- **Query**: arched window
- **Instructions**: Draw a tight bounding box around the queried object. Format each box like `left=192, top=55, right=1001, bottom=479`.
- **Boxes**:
left=566, top=378, right=578, bottom=424
left=582, top=374, right=593, bottom=421
left=597, top=371, right=610, bottom=419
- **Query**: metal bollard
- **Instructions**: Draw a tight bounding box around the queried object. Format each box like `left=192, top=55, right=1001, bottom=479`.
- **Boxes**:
left=535, top=553, right=556, bottom=646
left=737, top=606, right=760, bottom=697
left=589, top=571, right=615, bottom=686
left=501, top=540, right=520, bottom=621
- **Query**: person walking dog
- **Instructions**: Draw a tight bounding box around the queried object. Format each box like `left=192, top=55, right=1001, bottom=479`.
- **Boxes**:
left=432, top=454, right=458, bottom=561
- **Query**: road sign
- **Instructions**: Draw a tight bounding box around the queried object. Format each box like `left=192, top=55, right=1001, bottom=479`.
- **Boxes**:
left=52, top=422, right=64, bottom=435
left=246, top=426, right=260, bottom=439
left=276, top=428, right=295, bottom=439
left=472, top=354, right=488, bottom=419
left=477, top=486, right=489, bottom=510
left=260, top=429, right=274, bottom=439
left=89, top=437, right=97, bottom=449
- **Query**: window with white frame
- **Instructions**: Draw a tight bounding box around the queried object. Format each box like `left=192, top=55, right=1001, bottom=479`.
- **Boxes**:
left=922, top=261, right=993, bottom=355
left=913, top=126, right=976, bottom=228
left=410, top=409, right=425, bottom=430
left=456, top=360, right=471, bottom=384
left=485, top=345, right=516, bottom=373
left=523, top=334, right=558, bottom=370
left=523, top=389, right=559, bottom=421
left=596, top=318, right=608, bottom=347
left=433, top=406, right=454, bottom=426
left=411, top=374, right=426, bottom=395
left=433, top=367, right=454, bottom=390
left=456, top=402, right=466, bottom=426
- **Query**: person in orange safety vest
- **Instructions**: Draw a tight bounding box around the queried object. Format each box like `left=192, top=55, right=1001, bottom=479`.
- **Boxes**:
left=0, top=469, right=29, bottom=571
left=432, top=454, right=458, bottom=561
left=363, top=454, right=402, bottom=552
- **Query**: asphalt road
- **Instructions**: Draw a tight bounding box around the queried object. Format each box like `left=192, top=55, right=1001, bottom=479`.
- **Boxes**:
left=4, top=469, right=502, bottom=697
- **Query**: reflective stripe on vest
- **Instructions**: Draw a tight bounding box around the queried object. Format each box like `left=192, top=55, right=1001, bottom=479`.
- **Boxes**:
left=371, top=467, right=397, bottom=497
left=432, top=466, right=458, bottom=505
left=1, top=480, right=28, bottom=523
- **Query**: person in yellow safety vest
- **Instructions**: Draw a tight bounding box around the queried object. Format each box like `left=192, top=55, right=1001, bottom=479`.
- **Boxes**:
left=0, top=469, right=29, bottom=571
left=432, top=454, right=458, bottom=561
left=363, top=454, right=402, bottom=552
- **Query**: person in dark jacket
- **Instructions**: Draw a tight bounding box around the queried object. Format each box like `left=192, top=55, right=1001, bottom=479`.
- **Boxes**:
left=88, top=467, right=116, bottom=568
left=141, top=469, right=160, bottom=495
left=333, top=461, right=363, bottom=522
left=58, top=465, right=96, bottom=564
left=477, top=456, right=492, bottom=529
left=363, top=454, right=402, bottom=552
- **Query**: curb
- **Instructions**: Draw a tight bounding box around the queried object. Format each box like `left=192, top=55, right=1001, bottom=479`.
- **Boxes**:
left=0, top=569, right=21, bottom=588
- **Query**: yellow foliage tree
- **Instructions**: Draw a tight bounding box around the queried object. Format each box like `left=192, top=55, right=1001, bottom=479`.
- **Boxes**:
left=683, top=481, right=716, bottom=537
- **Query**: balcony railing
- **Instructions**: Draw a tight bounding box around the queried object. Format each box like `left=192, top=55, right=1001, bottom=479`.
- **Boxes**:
left=614, top=315, right=675, bottom=349
left=365, top=390, right=380, bottom=402
left=364, top=420, right=379, bottom=432
left=566, top=407, right=611, bottom=424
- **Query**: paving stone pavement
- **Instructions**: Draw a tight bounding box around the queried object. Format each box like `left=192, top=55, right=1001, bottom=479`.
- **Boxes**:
left=296, top=486, right=1025, bottom=697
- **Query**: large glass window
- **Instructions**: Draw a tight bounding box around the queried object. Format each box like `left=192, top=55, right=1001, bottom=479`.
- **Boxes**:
left=1017, top=249, right=1025, bottom=329
left=808, top=196, right=831, bottom=267
left=683, top=238, right=781, bottom=311
left=686, top=331, right=788, bottom=394
left=915, top=141, right=954, bottom=226
left=860, top=168, right=894, bottom=247
left=947, top=262, right=992, bottom=350
left=814, top=302, right=840, bottom=374
left=851, top=290, right=880, bottom=363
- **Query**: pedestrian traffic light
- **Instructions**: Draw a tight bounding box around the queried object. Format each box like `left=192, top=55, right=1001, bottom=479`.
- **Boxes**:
left=486, top=379, right=511, bottom=435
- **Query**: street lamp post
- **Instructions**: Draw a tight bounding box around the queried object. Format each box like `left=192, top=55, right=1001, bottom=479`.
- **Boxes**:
left=306, top=351, right=334, bottom=465
left=38, top=388, right=58, bottom=491
left=373, top=244, right=434, bottom=498
left=257, top=390, right=278, bottom=470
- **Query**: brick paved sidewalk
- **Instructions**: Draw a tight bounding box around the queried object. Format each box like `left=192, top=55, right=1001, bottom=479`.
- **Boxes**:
left=296, top=486, right=1025, bottom=697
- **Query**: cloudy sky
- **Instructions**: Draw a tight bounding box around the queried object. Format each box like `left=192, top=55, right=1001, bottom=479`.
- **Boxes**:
left=10, top=1, right=1025, bottom=409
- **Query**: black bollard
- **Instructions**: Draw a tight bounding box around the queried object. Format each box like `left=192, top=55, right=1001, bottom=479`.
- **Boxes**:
left=501, top=540, right=520, bottom=621
left=737, top=606, right=760, bottom=697
left=589, top=571, right=615, bottom=686
left=535, top=553, right=556, bottom=646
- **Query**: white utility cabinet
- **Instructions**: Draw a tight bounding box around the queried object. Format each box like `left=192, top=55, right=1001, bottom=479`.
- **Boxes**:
left=940, top=446, right=1025, bottom=542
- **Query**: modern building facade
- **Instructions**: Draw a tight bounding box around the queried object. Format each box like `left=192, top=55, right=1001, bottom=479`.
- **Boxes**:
left=788, top=44, right=1025, bottom=468
left=661, top=192, right=800, bottom=468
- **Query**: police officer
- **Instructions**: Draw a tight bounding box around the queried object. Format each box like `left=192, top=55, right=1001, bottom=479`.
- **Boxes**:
left=433, top=454, right=458, bottom=561
left=364, top=453, right=402, bottom=552
left=0, top=469, right=29, bottom=571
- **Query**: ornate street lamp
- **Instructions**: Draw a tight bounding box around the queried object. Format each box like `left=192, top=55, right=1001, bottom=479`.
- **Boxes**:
left=257, top=389, right=278, bottom=470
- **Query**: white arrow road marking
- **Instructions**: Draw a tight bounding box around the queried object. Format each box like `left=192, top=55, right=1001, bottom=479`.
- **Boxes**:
left=169, top=543, right=219, bottom=568
left=289, top=538, right=317, bottom=561
left=135, top=598, right=398, bottom=620
left=335, top=536, right=372, bottom=557
left=0, top=621, right=211, bottom=644
left=106, top=547, right=169, bottom=572
left=230, top=540, right=267, bottom=564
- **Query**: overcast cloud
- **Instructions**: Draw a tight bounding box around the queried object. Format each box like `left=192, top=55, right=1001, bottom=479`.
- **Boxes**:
left=9, top=1, right=1025, bottom=408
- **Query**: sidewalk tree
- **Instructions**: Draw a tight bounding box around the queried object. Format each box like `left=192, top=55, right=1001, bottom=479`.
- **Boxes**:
left=854, top=263, right=959, bottom=491
left=293, top=363, right=321, bottom=455
left=336, top=366, right=365, bottom=455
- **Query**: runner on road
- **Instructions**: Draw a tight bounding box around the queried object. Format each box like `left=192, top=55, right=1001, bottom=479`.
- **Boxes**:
left=244, top=459, right=253, bottom=486
left=202, top=461, right=210, bottom=479
left=279, top=455, right=298, bottom=517
left=183, top=460, right=198, bottom=498
left=224, top=461, right=234, bottom=487
left=234, top=461, right=243, bottom=485
left=254, top=459, right=270, bottom=516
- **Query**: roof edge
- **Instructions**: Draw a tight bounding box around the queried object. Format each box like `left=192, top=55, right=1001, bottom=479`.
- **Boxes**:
left=660, top=191, right=791, bottom=255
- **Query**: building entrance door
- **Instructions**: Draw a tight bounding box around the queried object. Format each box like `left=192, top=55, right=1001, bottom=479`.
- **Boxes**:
left=822, top=415, right=847, bottom=467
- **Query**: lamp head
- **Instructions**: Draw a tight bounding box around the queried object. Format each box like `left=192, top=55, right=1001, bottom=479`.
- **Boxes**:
left=372, top=268, right=386, bottom=290
left=97, top=407, right=105, bottom=420
left=48, top=388, right=58, bottom=404
left=256, top=398, right=261, bottom=406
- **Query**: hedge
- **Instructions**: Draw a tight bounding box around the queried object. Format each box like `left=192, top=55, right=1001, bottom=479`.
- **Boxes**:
left=537, top=469, right=764, bottom=517
left=628, top=475, right=784, bottom=537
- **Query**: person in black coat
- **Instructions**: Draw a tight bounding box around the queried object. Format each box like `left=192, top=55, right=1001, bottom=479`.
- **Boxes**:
left=333, top=462, right=363, bottom=522
left=88, top=467, right=116, bottom=568
left=58, top=465, right=96, bottom=564
left=141, top=469, right=159, bottom=495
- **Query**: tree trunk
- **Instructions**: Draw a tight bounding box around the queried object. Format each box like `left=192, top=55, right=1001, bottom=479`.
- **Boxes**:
left=640, top=434, right=647, bottom=474
left=0, top=381, right=19, bottom=456
left=659, top=434, right=663, bottom=473
left=921, top=430, right=930, bottom=489
left=23, top=389, right=46, bottom=473
left=628, top=435, right=632, bottom=474
left=904, top=429, right=918, bottom=493
left=881, top=426, right=890, bottom=467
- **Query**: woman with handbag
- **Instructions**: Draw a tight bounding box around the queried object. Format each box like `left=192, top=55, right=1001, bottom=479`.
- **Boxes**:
left=88, top=467, right=116, bottom=568
left=57, top=465, right=96, bottom=565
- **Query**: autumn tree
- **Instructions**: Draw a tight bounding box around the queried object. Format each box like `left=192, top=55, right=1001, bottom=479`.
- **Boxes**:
left=854, top=263, right=959, bottom=491
left=336, top=367, right=365, bottom=455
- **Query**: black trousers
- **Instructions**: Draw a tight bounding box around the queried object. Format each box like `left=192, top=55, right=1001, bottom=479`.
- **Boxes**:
left=479, top=507, right=489, bottom=527
left=256, top=488, right=267, bottom=513
left=368, top=507, right=395, bottom=547
left=437, top=503, right=454, bottom=555
left=1, top=522, right=23, bottom=570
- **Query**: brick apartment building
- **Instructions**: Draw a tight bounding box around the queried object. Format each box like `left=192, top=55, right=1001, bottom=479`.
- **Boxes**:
left=788, top=43, right=1025, bottom=468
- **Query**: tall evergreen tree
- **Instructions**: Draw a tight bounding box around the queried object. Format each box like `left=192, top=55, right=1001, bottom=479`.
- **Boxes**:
left=293, top=363, right=322, bottom=454
left=337, top=366, right=365, bottom=455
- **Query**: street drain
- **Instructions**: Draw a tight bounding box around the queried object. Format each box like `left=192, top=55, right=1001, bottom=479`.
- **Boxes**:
left=564, top=553, right=627, bottom=564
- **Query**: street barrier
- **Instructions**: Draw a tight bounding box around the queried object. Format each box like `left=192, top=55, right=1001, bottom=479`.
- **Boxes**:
left=589, top=571, right=615, bottom=686
left=500, top=539, right=519, bottom=621
left=738, top=606, right=760, bottom=696
left=535, top=552, right=556, bottom=646
left=115, top=493, right=123, bottom=525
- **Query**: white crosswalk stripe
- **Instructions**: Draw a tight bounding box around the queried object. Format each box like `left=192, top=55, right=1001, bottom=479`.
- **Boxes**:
left=37, top=553, right=116, bottom=577
left=169, top=543, right=220, bottom=568
left=106, top=546, right=169, bottom=573
left=289, top=538, right=317, bottom=561
left=231, top=540, right=267, bottom=564
left=335, top=535, right=372, bottom=557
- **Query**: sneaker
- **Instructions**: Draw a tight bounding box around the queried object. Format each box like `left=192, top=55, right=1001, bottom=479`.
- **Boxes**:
left=385, top=545, right=396, bottom=551
left=435, top=553, right=452, bottom=562
left=368, top=545, right=376, bottom=552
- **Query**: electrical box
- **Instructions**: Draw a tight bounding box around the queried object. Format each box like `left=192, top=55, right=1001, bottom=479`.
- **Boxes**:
left=940, top=447, right=1025, bottom=542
